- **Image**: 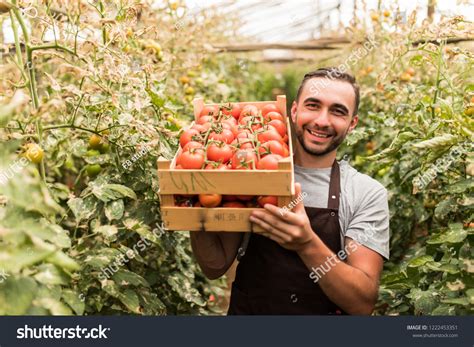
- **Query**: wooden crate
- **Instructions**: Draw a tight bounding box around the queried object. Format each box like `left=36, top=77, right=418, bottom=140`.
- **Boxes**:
left=157, top=95, right=295, bottom=232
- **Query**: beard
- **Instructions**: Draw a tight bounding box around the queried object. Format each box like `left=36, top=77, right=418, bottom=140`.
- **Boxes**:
left=295, top=124, right=348, bottom=156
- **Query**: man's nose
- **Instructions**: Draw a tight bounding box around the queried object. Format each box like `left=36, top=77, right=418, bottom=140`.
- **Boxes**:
left=313, top=108, right=331, bottom=128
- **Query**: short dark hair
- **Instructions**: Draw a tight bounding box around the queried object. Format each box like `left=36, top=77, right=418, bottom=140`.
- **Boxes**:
left=295, top=67, right=360, bottom=116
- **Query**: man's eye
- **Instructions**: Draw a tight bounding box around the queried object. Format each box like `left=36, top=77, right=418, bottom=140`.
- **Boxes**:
left=332, top=109, right=346, bottom=116
left=306, top=103, right=318, bottom=108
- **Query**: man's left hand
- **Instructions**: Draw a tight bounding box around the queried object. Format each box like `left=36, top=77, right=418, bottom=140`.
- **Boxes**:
left=250, top=183, right=316, bottom=252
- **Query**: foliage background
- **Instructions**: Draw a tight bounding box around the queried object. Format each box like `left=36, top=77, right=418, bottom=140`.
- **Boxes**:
left=0, top=1, right=473, bottom=315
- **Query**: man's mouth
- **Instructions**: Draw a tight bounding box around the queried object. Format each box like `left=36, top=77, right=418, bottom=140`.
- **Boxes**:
left=306, top=128, right=333, bottom=139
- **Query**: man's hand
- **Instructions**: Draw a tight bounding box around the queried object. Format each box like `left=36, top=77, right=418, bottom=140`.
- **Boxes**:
left=250, top=183, right=316, bottom=252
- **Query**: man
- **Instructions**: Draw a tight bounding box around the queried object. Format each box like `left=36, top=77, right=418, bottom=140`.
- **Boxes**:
left=190, top=67, right=390, bottom=315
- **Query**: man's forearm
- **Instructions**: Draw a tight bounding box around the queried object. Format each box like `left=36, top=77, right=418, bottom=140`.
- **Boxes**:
left=297, top=234, right=378, bottom=315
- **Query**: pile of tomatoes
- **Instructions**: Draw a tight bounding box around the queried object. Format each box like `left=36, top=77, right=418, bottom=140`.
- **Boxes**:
left=174, top=102, right=290, bottom=208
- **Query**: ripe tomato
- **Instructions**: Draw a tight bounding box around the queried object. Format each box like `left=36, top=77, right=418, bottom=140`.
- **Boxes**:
left=179, top=149, right=205, bottom=169
left=257, top=127, right=283, bottom=143
left=199, top=194, right=222, bottom=207
left=223, top=201, right=246, bottom=208
left=191, top=123, right=210, bottom=132
left=256, top=154, right=282, bottom=170
left=236, top=130, right=254, bottom=139
left=200, top=105, right=218, bottom=118
left=232, top=137, right=254, bottom=150
left=175, top=164, right=184, bottom=169
left=221, top=115, right=238, bottom=126
left=264, top=111, right=284, bottom=122
left=209, top=128, right=235, bottom=144
left=206, top=142, right=233, bottom=163
left=221, top=122, right=239, bottom=137
left=197, top=115, right=214, bottom=125
left=182, top=141, right=203, bottom=152
left=268, top=119, right=287, bottom=137
left=240, top=104, right=259, bottom=118
left=258, top=140, right=286, bottom=157
left=261, top=104, right=279, bottom=116
left=180, top=129, right=201, bottom=148
left=257, top=195, right=278, bottom=207
left=231, top=105, right=242, bottom=119
left=205, top=162, right=230, bottom=170
left=231, top=149, right=258, bottom=170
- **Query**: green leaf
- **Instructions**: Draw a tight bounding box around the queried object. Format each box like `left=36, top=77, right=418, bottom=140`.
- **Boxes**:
left=0, top=277, right=38, bottom=315
left=91, top=182, right=137, bottom=202
left=427, top=223, right=467, bottom=244
left=112, top=269, right=149, bottom=287
left=62, top=289, right=85, bottom=315
left=118, top=289, right=141, bottom=313
left=34, top=264, right=69, bottom=285
left=105, top=199, right=124, bottom=221
left=441, top=297, right=469, bottom=306
left=67, top=197, right=97, bottom=222
left=412, top=134, right=458, bottom=149
left=46, top=251, right=80, bottom=271
left=408, top=255, right=433, bottom=268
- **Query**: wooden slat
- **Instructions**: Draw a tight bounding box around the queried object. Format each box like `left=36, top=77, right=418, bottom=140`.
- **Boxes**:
left=161, top=207, right=265, bottom=232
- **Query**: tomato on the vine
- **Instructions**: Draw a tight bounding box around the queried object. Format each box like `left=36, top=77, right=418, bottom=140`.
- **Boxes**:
left=178, top=149, right=205, bottom=169
left=257, top=195, right=278, bottom=207
left=180, top=128, right=201, bottom=148
left=89, top=134, right=103, bottom=150
left=183, top=141, right=203, bottom=152
left=200, top=105, right=218, bottom=118
left=257, top=127, right=283, bottom=143
left=258, top=140, right=287, bottom=157
left=24, top=143, right=44, bottom=164
left=206, top=142, right=233, bottom=163
left=256, top=154, right=282, bottom=170
left=223, top=201, right=246, bottom=208
left=268, top=119, right=287, bottom=137
left=231, top=149, right=258, bottom=170
left=264, top=111, right=284, bottom=122
left=261, top=104, right=279, bottom=116
left=209, top=128, right=235, bottom=144
left=240, top=104, right=259, bottom=118
left=205, top=162, right=230, bottom=170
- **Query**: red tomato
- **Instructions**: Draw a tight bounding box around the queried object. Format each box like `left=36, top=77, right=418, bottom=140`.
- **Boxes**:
left=231, top=149, right=258, bottom=170
left=232, top=137, right=255, bottom=150
left=194, top=201, right=202, bottom=207
left=282, top=134, right=289, bottom=143
left=199, top=194, right=222, bottom=207
left=261, top=104, right=279, bottom=116
left=257, top=195, right=278, bottom=207
left=268, top=119, right=287, bottom=137
left=183, top=141, right=203, bottom=152
left=221, top=122, right=239, bottom=137
left=191, top=123, right=209, bottom=133
left=236, top=130, right=254, bottom=140
left=257, top=128, right=283, bottom=143
left=240, top=104, right=259, bottom=118
left=175, top=164, right=183, bottom=169
left=258, top=140, right=286, bottom=157
left=256, top=154, right=282, bottom=170
left=205, top=162, right=229, bottom=170
left=180, top=129, right=201, bottom=148
left=221, top=115, right=238, bottom=126
left=223, top=201, right=246, bottom=208
left=264, top=111, right=284, bottom=122
left=197, top=115, right=214, bottom=125
left=206, top=142, right=233, bottom=163
left=179, top=149, right=205, bottom=169
left=200, top=105, right=218, bottom=118
left=209, top=129, right=235, bottom=144
left=231, top=105, right=242, bottom=119
left=223, top=195, right=238, bottom=202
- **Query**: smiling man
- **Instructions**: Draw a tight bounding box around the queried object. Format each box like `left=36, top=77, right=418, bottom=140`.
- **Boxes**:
left=190, top=67, right=390, bottom=315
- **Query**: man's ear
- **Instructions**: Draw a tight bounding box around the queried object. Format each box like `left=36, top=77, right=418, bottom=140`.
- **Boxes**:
left=347, top=114, right=359, bottom=133
left=291, top=101, right=297, bottom=123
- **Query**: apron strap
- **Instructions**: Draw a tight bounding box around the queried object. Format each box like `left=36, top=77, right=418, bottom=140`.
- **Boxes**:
left=327, top=160, right=341, bottom=210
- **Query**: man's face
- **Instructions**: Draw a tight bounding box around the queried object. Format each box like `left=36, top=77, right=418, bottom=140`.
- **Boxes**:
left=291, top=77, right=358, bottom=156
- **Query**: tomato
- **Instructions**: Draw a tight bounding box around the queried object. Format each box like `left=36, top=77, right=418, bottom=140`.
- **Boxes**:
left=268, top=119, right=287, bottom=137
left=199, top=194, right=222, bottom=207
left=257, top=127, right=283, bottom=143
left=179, top=149, right=205, bottom=169
left=261, top=104, right=279, bottom=116
left=282, top=134, right=289, bottom=143
left=221, top=115, right=238, bottom=126
left=89, top=134, right=103, bottom=149
left=256, top=154, right=282, bottom=170
left=197, top=115, right=214, bottom=125
left=191, top=123, right=209, bottom=133
left=231, top=105, right=242, bottom=119
left=183, top=141, right=203, bottom=152
left=24, top=143, right=44, bottom=164
left=86, top=164, right=102, bottom=176
left=86, top=149, right=100, bottom=157
left=206, top=142, right=233, bottom=163
left=180, top=128, right=201, bottom=148
left=257, top=195, right=278, bottom=207
left=231, top=149, right=258, bottom=170
left=221, top=122, right=239, bottom=137
left=200, top=105, right=218, bottom=118
left=232, top=137, right=254, bottom=150
left=175, top=164, right=184, bottom=169
left=209, top=128, right=234, bottom=144
left=264, top=111, right=284, bottom=122
left=99, top=142, right=110, bottom=153
left=258, top=140, right=286, bottom=157
left=205, top=162, right=230, bottom=170
left=240, top=104, right=259, bottom=118
left=223, top=201, right=246, bottom=208
left=223, top=195, right=238, bottom=201
left=406, top=67, right=416, bottom=76
left=193, top=201, right=202, bottom=207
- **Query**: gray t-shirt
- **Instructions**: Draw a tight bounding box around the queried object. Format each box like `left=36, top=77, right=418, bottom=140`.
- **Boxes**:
left=294, top=160, right=390, bottom=259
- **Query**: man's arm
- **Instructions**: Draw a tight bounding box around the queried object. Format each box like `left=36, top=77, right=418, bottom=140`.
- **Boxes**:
left=190, top=231, right=243, bottom=280
left=297, top=235, right=383, bottom=315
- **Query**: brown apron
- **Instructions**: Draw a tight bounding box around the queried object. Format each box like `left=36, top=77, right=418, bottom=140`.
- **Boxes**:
left=228, top=160, right=346, bottom=315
